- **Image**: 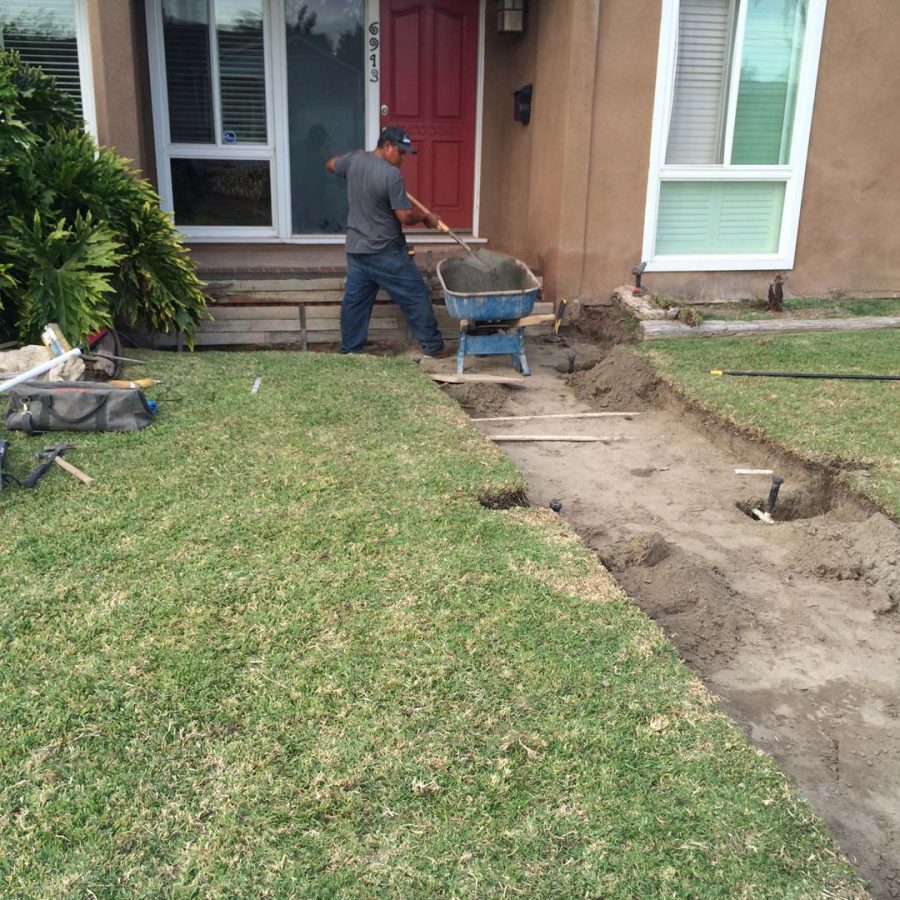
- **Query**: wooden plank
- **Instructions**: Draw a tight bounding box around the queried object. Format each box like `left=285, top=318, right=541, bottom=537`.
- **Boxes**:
left=206, top=278, right=345, bottom=292
left=472, top=412, right=639, bottom=422
left=488, top=435, right=625, bottom=443
left=201, top=319, right=301, bottom=333
left=640, top=315, right=900, bottom=341
left=205, top=305, right=303, bottom=320
left=428, top=373, right=526, bottom=385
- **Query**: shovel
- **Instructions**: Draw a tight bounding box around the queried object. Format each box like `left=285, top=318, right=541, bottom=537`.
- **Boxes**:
left=406, top=194, right=510, bottom=275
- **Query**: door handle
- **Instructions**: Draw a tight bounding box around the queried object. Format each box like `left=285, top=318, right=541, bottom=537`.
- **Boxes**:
left=380, top=104, right=389, bottom=117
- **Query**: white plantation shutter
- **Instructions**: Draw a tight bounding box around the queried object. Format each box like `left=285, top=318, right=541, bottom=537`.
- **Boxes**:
left=665, top=0, right=735, bottom=165
left=0, top=0, right=84, bottom=118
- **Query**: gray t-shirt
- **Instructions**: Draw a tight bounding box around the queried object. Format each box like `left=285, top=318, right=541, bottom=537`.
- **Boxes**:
left=333, top=150, right=411, bottom=254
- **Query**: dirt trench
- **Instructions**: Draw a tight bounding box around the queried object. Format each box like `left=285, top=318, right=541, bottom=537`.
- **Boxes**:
left=435, top=313, right=900, bottom=899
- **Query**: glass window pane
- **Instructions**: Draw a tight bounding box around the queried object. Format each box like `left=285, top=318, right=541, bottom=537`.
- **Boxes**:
left=666, top=0, right=736, bottom=165
left=656, top=181, right=785, bottom=254
left=731, top=0, right=808, bottom=165
left=285, top=0, right=365, bottom=234
left=162, top=0, right=215, bottom=144
left=0, top=0, right=83, bottom=118
left=170, top=158, right=272, bottom=226
left=217, top=0, right=267, bottom=144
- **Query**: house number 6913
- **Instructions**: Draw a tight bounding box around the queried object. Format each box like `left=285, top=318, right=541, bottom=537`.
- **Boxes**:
left=369, top=22, right=379, bottom=83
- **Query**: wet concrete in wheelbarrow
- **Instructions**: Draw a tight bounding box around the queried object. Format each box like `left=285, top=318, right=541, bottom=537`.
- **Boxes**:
left=428, top=316, right=900, bottom=898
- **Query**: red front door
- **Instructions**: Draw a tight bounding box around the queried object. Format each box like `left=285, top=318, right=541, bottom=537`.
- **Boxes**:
left=380, top=0, right=479, bottom=230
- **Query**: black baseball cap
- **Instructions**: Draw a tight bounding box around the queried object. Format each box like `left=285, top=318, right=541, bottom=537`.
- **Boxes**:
left=378, top=125, right=418, bottom=154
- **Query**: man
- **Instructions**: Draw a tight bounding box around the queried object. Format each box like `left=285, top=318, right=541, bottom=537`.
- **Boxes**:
left=326, top=125, right=447, bottom=356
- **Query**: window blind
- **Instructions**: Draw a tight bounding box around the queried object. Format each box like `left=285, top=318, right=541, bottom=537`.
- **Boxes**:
left=666, top=0, right=735, bottom=165
left=0, top=0, right=83, bottom=117
left=217, top=0, right=267, bottom=144
left=162, top=0, right=215, bottom=144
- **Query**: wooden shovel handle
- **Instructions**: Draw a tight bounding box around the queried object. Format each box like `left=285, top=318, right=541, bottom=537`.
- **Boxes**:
left=406, top=193, right=450, bottom=233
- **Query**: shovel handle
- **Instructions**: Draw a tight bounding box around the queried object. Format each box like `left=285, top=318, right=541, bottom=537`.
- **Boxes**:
left=406, top=193, right=474, bottom=253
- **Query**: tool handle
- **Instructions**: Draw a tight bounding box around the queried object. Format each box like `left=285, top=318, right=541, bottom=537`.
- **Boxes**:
left=23, top=457, right=55, bottom=489
left=406, top=193, right=473, bottom=252
left=108, top=378, right=157, bottom=389
left=54, top=456, right=94, bottom=485
left=554, top=298, right=569, bottom=334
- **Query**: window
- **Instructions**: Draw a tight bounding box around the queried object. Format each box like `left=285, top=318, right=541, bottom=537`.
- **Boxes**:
left=643, top=0, right=827, bottom=270
left=148, top=0, right=275, bottom=234
left=0, top=0, right=96, bottom=136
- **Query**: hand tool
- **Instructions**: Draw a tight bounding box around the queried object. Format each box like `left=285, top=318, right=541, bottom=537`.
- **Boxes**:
left=23, top=443, right=75, bottom=488
left=406, top=193, right=474, bottom=254
left=108, top=378, right=159, bottom=389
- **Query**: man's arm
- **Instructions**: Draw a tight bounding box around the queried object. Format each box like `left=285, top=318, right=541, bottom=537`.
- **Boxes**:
left=395, top=207, right=439, bottom=228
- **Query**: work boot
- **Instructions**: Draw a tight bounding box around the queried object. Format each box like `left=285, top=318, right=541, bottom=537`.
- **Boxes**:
left=421, top=343, right=453, bottom=359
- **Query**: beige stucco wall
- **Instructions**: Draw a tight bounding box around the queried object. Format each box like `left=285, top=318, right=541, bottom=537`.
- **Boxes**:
left=480, top=0, right=900, bottom=302
left=86, top=0, right=154, bottom=178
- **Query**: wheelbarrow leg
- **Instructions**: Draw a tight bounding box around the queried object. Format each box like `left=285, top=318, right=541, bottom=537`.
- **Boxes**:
left=456, top=328, right=467, bottom=374
left=516, top=328, right=531, bottom=376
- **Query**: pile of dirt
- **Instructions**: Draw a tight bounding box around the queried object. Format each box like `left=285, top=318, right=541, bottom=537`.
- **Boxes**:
left=568, top=346, right=661, bottom=410
left=443, top=383, right=509, bottom=417
left=591, top=531, right=752, bottom=666
left=573, top=305, right=636, bottom=350
left=792, top=512, right=900, bottom=615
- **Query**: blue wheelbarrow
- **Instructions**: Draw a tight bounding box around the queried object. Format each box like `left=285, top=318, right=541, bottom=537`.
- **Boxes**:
left=437, top=253, right=542, bottom=375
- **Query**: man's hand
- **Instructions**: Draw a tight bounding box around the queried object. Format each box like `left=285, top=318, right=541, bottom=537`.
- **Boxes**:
left=395, top=207, right=442, bottom=228
left=424, top=212, right=441, bottom=229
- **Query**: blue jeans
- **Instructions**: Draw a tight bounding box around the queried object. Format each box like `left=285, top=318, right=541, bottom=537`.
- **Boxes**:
left=341, top=247, right=444, bottom=354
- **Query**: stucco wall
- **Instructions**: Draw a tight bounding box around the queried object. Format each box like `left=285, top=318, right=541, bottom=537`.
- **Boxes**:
left=480, top=0, right=900, bottom=302
left=86, top=0, right=154, bottom=177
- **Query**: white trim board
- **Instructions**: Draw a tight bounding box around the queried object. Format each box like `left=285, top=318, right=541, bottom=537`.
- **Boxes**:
left=145, top=0, right=485, bottom=245
left=642, top=0, right=828, bottom=273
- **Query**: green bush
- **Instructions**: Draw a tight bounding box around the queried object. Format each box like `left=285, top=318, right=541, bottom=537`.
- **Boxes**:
left=0, top=49, right=207, bottom=346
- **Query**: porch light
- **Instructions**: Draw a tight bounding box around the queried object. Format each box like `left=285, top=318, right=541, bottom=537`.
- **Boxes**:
left=497, top=0, right=525, bottom=33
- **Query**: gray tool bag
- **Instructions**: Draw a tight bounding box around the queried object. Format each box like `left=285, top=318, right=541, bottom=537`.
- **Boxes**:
left=4, top=380, right=155, bottom=433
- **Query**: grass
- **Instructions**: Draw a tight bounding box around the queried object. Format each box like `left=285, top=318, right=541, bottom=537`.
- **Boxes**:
left=639, top=330, right=900, bottom=517
left=687, top=296, right=900, bottom=322
left=0, top=351, right=864, bottom=897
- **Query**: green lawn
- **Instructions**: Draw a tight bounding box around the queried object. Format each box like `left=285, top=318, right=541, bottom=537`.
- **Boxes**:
left=0, top=352, right=863, bottom=897
left=686, top=296, right=900, bottom=322
left=639, top=330, right=900, bottom=517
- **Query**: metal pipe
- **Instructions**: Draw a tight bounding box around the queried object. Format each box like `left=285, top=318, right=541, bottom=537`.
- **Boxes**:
left=0, top=347, right=82, bottom=394
left=711, top=369, right=900, bottom=382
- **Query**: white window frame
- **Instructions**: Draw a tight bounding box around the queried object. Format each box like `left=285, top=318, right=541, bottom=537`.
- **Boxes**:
left=146, top=0, right=278, bottom=240
left=147, top=0, right=486, bottom=243
left=73, top=0, right=97, bottom=138
left=642, top=0, right=828, bottom=272
left=0, top=0, right=97, bottom=138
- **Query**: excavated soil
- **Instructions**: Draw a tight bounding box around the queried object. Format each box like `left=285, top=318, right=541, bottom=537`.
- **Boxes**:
left=424, top=324, right=900, bottom=899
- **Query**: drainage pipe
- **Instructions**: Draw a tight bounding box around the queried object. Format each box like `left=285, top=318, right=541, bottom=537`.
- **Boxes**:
left=0, top=347, right=82, bottom=394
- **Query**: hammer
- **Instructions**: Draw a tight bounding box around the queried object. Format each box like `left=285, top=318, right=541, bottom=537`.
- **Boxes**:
left=29, top=444, right=94, bottom=487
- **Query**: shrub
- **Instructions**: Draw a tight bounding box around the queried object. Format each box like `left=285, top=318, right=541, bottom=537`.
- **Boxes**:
left=0, top=49, right=207, bottom=346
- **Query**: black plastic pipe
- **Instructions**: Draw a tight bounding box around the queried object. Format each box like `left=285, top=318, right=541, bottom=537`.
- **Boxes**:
left=710, top=369, right=900, bottom=382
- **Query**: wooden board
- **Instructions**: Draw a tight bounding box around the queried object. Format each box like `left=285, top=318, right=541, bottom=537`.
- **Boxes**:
left=640, top=316, right=900, bottom=341
left=428, top=373, right=526, bottom=385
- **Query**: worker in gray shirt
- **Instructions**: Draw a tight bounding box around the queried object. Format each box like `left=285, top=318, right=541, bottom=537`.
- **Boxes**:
left=327, top=125, right=447, bottom=356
